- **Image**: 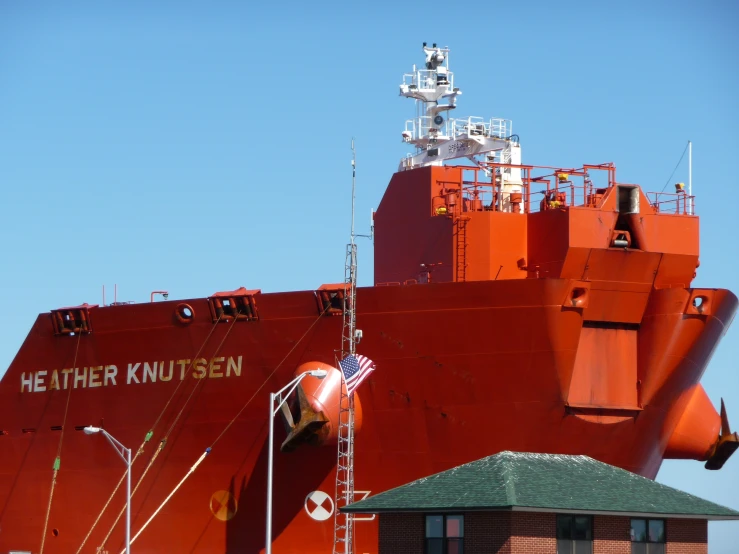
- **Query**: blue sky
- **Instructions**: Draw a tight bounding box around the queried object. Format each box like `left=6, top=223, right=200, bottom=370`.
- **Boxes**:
left=1, top=0, right=737, bottom=550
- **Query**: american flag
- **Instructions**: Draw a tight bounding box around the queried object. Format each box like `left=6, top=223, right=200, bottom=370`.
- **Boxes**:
left=338, top=354, right=376, bottom=395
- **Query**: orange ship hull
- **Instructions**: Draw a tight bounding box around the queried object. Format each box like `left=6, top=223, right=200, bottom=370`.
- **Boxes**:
left=4, top=44, right=737, bottom=553
left=0, top=278, right=735, bottom=553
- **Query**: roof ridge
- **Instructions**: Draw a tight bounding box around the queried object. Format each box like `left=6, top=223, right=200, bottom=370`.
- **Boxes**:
left=340, top=451, right=739, bottom=519
left=501, top=453, right=517, bottom=505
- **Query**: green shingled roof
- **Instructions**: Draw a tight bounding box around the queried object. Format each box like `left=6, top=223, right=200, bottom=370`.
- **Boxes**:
left=342, top=452, right=739, bottom=520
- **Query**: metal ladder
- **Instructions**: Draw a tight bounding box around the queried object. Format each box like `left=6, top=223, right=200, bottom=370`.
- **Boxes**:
left=455, top=216, right=469, bottom=282
left=332, top=386, right=355, bottom=554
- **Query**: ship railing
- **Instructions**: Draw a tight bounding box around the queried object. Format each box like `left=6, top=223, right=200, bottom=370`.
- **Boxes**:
left=450, top=116, right=489, bottom=138
left=526, top=182, right=586, bottom=213
left=454, top=182, right=585, bottom=214
left=646, top=191, right=695, bottom=215
left=448, top=117, right=512, bottom=140
left=403, top=115, right=511, bottom=144
left=517, top=163, right=617, bottom=213
left=404, top=116, right=451, bottom=143
left=401, top=153, right=415, bottom=170
left=454, top=180, right=697, bottom=216
left=447, top=164, right=615, bottom=214
left=440, top=163, right=696, bottom=216
left=403, top=118, right=417, bottom=142
left=402, top=69, right=455, bottom=92
left=490, top=118, right=512, bottom=139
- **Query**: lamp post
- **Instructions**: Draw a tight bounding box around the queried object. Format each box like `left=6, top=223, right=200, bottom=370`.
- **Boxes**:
left=266, top=369, right=328, bottom=554
left=84, top=426, right=132, bottom=554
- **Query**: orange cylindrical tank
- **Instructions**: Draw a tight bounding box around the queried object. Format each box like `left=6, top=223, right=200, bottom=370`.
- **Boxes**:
left=292, top=361, right=363, bottom=446
left=664, top=384, right=720, bottom=460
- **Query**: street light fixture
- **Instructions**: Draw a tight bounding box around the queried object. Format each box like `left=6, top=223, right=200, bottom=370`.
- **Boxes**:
left=266, top=369, right=328, bottom=554
left=84, top=426, right=132, bottom=554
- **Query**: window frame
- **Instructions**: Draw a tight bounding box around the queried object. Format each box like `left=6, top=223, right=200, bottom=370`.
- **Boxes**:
left=630, top=518, right=666, bottom=547
left=424, top=513, right=464, bottom=554
left=556, top=514, right=593, bottom=554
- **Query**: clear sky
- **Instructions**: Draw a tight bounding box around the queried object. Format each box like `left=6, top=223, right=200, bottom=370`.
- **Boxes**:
left=1, top=0, right=738, bottom=550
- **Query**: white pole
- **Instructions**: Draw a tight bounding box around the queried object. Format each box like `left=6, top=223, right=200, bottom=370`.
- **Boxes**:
left=266, top=392, right=275, bottom=554
left=688, top=140, right=693, bottom=214
left=85, top=427, right=134, bottom=554
left=264, top=372, right=324, bottom=554
left=126, top=447, right=131, bottom=554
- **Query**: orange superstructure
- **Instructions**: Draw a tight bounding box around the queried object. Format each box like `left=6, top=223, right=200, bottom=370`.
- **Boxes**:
left=0, top=45, right=736, bottom=553
left=373, top=158, right=736, bottom=468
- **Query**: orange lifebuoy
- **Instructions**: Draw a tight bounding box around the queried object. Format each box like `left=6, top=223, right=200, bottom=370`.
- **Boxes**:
left=175, top=303, right=195, bottom=324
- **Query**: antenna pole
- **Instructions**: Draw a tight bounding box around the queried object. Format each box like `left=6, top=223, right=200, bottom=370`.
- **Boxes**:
left=351, top=139, right=356, bottom=249
left=348, top=138, right=357, bottom=356
left=334, top=139, right=358, bottom=554
left=688, top=140, right=692, bottom=214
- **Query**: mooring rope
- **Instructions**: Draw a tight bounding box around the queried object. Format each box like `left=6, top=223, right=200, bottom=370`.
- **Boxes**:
left=80, top=312, right=226, bottom=553
left=40, top=330, right=83, bottom=553
left=122, top=306, right=329, bottom=549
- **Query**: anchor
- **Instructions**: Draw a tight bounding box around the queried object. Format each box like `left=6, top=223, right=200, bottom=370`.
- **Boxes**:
left=278, top=384, right=329, bottom=453
left=705, top=399, right=739, bottom=470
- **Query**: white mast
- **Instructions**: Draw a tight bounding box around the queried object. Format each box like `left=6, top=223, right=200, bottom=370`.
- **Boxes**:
left=688, top=140, right=693, bottom=214
left=398, top=43, right=523, bottom=210
left=347, top=139, right=357, bottom=357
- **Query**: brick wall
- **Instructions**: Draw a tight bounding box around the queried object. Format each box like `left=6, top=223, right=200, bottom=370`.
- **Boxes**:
left=376, top=512, right=709, bottom=554
left=465, top=511, right=511, bottom=554
left=511, top=512, right=557, bottom=553
left=378, top=511, right=514, bottom=554
left=594, top=515, right=630, bottom=553
left=378, top=513, right=424, bottom=554
left=666, top=519, right=707, bottom=554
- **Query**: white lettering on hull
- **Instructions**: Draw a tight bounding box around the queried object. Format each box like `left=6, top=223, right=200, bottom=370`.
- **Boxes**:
left=20, top=357, right=244, bottom=393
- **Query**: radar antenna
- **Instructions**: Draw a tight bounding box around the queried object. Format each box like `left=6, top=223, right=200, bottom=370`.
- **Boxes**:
left=398, top=43, right=524, bottom=206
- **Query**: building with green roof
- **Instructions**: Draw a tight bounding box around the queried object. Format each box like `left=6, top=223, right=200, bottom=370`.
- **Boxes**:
left=342, top=451, right=739, bottom=554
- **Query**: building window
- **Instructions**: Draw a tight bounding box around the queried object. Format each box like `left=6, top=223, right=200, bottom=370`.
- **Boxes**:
left=425, top=514, right=463, bottom=554
left=556, top=514, right=593, bottom=554
left=630, top=518, right=665, bottom=554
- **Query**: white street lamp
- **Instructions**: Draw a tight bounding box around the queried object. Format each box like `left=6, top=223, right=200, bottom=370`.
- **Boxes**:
left=266, top=369, right=328, bottom=554
left=84, top=426, right=132, bottom=554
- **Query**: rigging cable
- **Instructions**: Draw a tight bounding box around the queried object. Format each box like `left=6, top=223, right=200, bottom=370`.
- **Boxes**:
left=39, top=330, right=83, bottom=554
left=210, top=302, right=330, bottom=449
left=78, top=311, right=225, bottom=553
left=121, top=304, right=330, bottom=552
left=74, top=432, right=152, bottom=554
left=102, top=311, right=242, bottom=551
left=660, top=142, right=689, bottom=193
left=97, top=312, right=234, bottom=552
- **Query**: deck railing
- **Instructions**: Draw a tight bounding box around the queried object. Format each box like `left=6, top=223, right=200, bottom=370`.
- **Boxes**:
left=433, top=163, right=696, bottom=216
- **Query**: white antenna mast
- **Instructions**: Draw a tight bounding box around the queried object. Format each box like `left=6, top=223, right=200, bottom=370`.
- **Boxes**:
left=398, top=43, right=523, bottom=211
left=333, top=138, right=359, bottom=554
left=347, top=138, right=358, bottom=357
left=688, top=140, right=693, bottom=214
